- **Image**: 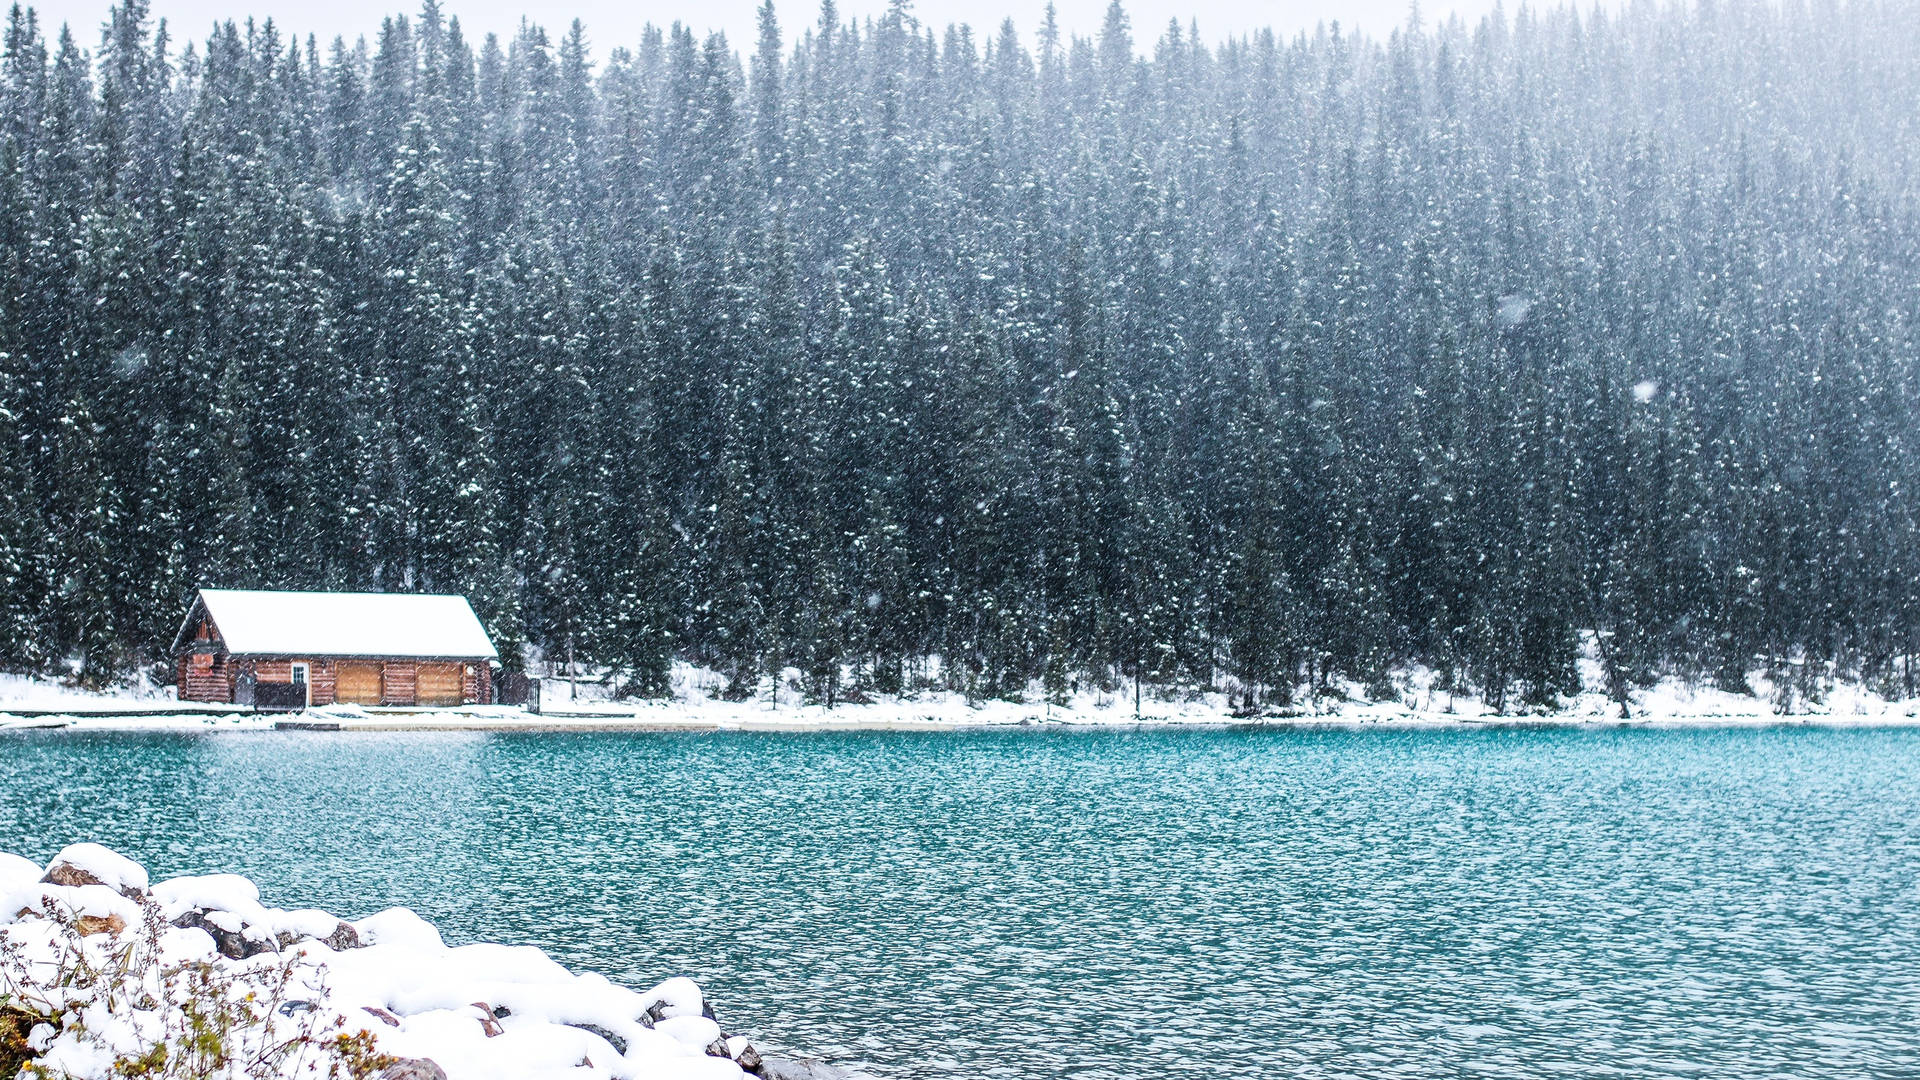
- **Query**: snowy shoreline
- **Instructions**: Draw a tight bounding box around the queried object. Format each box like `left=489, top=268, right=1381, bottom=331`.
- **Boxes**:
left=1, top=844, right=844, bottom=1080
left=3, top=666, right=1918, bottom=734
left=8, top=653, right=1920, bottom=733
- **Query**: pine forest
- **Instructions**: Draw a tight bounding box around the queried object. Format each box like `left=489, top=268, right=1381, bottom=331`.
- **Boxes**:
left=1, top=0, right=1918, bottom=711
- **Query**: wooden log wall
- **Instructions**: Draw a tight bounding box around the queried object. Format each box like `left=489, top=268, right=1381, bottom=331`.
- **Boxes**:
left=177, top=653, right=233, bottom=702
left=176, top=651, right=489, bottom=707
left=242, top=658, right=341, bottom=705
left=382, top=661, right=417, bottom=706
left=310, top=660, right=337, bottom=705
left=465, top=664, right=490, bottom=705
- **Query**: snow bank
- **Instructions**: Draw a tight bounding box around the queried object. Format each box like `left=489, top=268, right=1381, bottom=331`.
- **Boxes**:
left=649, top=654, right=1920, bottom=728
left=12, top=648, right=1920, bottom=734
left=0, top=671, right=173, bottom=709
left=0, top=670, right=244, bottom=714
left=0, top=851, right=42, bottom=892
left=508, top=656, right=1920, bottom=731
left=1, top=846, right=831, bottom=1080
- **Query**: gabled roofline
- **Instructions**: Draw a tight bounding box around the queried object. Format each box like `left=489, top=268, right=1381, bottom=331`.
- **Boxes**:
left=222, top=652, right=498, bottom=662
left=169, top=592, right=221, bottom=656
left=174, top=587, right=499, bottom=661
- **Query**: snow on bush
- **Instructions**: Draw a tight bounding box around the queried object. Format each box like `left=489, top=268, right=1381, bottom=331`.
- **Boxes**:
left=1, top=848, right=772, bottom=1080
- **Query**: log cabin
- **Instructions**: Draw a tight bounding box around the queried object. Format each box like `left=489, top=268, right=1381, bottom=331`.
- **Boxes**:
left=172, top=589, right=498, bottom=708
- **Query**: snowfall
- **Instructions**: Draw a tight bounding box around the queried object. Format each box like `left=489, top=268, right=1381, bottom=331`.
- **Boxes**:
left=0, top=844, right=833, bottom=1080
left=1, top=640, right=1917, bottom=733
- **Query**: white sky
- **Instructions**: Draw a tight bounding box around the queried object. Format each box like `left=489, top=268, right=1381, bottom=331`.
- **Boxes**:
left=29, top=0, right=1515, bottom=56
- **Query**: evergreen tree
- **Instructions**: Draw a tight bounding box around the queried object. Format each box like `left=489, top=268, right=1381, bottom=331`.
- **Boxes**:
left=0, top=0, right=1913, bottom=711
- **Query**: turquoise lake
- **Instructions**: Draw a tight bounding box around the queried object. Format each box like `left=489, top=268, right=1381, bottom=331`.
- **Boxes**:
left=1, top=727, right=1915, bottom=1078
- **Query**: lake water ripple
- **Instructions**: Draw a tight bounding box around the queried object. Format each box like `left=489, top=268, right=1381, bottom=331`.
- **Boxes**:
left=1, top=727, right=1914, bottom=1079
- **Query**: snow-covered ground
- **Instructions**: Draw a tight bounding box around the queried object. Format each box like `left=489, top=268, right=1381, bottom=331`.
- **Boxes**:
left=4, top=654, right=1918, bottom=733
left=0, top=671, right=243, bottom=714
left=0, top=844, right=841, bottom=1079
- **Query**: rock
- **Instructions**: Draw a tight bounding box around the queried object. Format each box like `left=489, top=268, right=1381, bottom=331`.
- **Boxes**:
left=469, top=1003, right=504, bottom=1038
left=569, top=1024, right=627, bottom=1056
left=705, top=1037, right=731, bottom=1058
left=170, top=906, right=361, bottom=957
left=42, top=863, right=120, bottom=894
left=640, top=976, right=708, bottom=1023
left=732, top=1042, right=764, bottom=1071
left=41, top=844, right=150, bottom=900
left=376, top=1059, right=448, bottom=1080
left=73, top=913, right=127, bottom=936
left=361, top=1007, right=402, bottom=1028
left=654, top=1014, right=722, bottom=1051
left=172, top=911, right=224, bottom=954
left=321, top=919, right=361, bottom=950
left=352, top=907, right=444, bottom=950
left=171, top=910, right=264, bottom=960
left=149, top=873, right=260, bottom=915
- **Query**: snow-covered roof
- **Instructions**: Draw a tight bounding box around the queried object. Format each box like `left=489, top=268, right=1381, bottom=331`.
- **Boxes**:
left=182, top=589, right=498, bottom=660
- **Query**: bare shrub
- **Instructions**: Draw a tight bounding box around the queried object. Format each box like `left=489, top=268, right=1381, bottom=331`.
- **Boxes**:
left=1, top=896, right=393, bottom=1080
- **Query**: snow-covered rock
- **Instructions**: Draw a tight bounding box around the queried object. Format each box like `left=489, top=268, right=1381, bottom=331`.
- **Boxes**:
left=150, top=871, right=260, bottom=915
left=0, top=845, right=808, bottom=1080
left=3, top=881, right=145, bottom=937
left=0, top=851, right=42, bottom=893
left=377, top=1060, right=450, bottom=1080
left=644, top=975, right=713, bottom=1021
left=355, top=905, right=448, bottom=951
left=152, top=871, right=362, bottom=959
left=41, top=843, right=151, bottom=897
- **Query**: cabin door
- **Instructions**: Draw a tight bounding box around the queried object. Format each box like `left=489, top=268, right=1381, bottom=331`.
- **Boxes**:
left=416, top=663, right=463, bottom=707
left=290, top=662, right=312, bottom=707
left=335, top=661, right=383, bottom=705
